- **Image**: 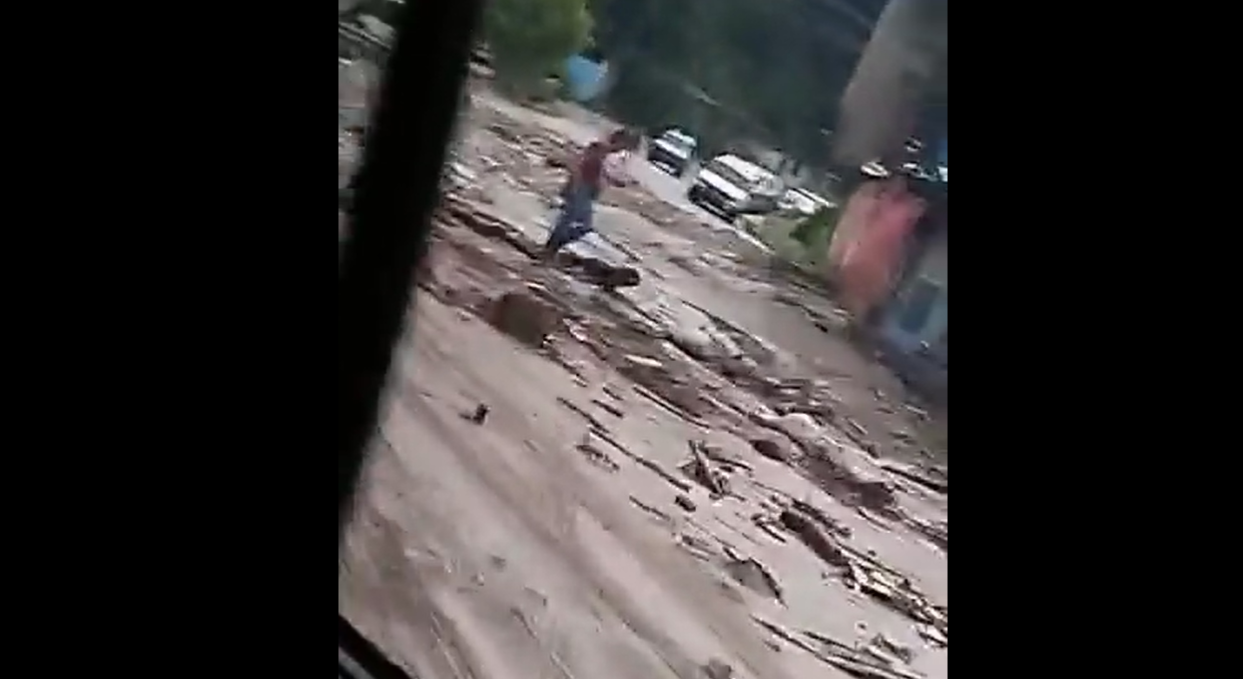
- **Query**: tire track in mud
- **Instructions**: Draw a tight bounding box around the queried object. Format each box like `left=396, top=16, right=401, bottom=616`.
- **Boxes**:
left=374, top=300, right=796, bottom=679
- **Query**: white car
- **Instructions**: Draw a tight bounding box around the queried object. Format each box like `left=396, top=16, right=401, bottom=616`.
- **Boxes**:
left=779, top=188, right=836, bottom=216
left=687, top=154, right=783, bottom=219
left=646, top=128, right=697, bottom=176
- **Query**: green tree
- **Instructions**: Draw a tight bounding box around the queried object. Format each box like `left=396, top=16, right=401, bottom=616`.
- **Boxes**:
left=483, top=0, right=593, bottom=96
left=584, top=0, right=948, bottom=172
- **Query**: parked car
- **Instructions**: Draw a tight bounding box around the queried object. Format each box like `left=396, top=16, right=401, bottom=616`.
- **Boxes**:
left=778, top=187, right=836, bottom=216
left=646, top=128, right=697, bottom=177
left=687, top=154, right=783, bottom=220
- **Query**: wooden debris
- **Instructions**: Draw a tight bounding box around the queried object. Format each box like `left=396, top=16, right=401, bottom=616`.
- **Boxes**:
left=576, top=433, right=619, bottom=472
left=681, top=440, right=730, bottom=498
left=790, top=499, right=852, bottom=539
left=750, top=514, right=789, bottom=543
left=697, top=443, right=754, bottom=472
left=628, top=496, right=673, bottom=524
left=591, top=398, right=625, bottom=418
left=633, top=383, right=707, bottom=426
left=779, top=509, right=851, bottom=568
left=556, top=396, right=609, bottom=431
left=753, top=617, right=923, bottom=679
left=625, top=451, right=692, bottom=493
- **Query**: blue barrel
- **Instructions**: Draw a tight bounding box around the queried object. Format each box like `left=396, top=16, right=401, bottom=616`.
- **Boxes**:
left=563, top=55, right=610, bottom=102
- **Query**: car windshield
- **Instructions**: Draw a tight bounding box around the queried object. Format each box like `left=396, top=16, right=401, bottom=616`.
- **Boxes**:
left=660, top=130, right=695, bottom=153
left=704, top=158, right=750, bottom=188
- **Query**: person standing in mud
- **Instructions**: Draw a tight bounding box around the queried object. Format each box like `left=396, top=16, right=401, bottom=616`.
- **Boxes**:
left=542, top=128, right=640, bottom=257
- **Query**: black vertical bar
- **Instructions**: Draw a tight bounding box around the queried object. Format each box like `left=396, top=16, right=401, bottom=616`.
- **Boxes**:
left=338, top=0, right=484, bottom=538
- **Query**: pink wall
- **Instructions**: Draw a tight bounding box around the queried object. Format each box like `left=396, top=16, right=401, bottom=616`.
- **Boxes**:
left=826, top=178, right=926, bottom=318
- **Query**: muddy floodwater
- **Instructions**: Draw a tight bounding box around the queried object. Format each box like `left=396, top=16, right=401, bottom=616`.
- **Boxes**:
left=339, top=85, right=947, bottom=679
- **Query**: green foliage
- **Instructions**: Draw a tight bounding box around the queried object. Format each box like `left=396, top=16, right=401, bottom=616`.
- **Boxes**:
left=790, top=206, right=839, bottom=250
left=483, top=0, right=593, bottom=95
left=588, top=0, right=879, bottom=167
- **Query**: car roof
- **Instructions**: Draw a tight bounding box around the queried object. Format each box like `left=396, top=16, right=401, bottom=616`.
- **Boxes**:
left=661, top=128, right=696, bottom=144
left=713, top=154, right=773, bottom=182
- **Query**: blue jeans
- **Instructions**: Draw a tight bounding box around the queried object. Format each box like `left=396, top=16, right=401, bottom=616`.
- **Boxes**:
left=545, top=184, right=595, bottom=253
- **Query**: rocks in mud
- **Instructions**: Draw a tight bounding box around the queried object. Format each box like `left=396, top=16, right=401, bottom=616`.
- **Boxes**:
left=461, top=403, right=490, bottom=424
left=485, top=289, right=563, bottom=347
left=675, top=494, right=697, bottom=512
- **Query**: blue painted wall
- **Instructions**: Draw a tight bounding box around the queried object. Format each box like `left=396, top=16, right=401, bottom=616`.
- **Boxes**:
left=880, top=235, right=947, bottom=357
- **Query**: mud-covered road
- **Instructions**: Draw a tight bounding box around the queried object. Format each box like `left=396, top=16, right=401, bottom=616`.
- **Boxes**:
left=339, top=84, right=948, bottom=679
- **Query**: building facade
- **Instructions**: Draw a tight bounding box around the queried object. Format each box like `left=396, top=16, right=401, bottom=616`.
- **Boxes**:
left=824, top=172, right=947, bottom=398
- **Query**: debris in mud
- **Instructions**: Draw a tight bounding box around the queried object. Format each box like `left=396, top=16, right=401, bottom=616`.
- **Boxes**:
left=863, top=632, right=915, bottom=665
left=807, top=628, right=923, bottom=679
left=359, top=105, right=951, bottom=679
left=750, top=514, right=789, bottom=543
left=916, top=623, right=947, bottom=649
left=702, top=658, right=734, bottom=679
left=462, top=403, right=489, bottom=424
left=697, top=443, right=754, bottom=473
left=878, top=460, right=948, bottom=495
left=723, top=554, right=784, bottom=603
left=485, top=289, right=562, bottom=348
left=754, top=617, right=924, bottom=679
left=623, top=354, right=663, bottom=369
left=802, top=453, right=899, bottom=517
left=627, top=450, right=693, bottom=493
left=681, top=440, right=731, bottom=498
left=749, top=438, right=789, bottom=462
left=902, top=514, right=948, bottom=552
left=556, top=396, right=609, bottom=432
left=553, top=250, right=642, bottom=290
left=591, top=397, right=624, bottom=418
left=577, top=433, right=620, bottom=472
left=790, top=499, right=852, bottom=539
left=629, top=496, right=673, bottom=524
left=779, top=509, right=852, bottom=568
left=678, top=532, right=719, bottom=561
left=633, top=383, right=707, bottom=426
left=843, top=562, right=947, bottom=643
